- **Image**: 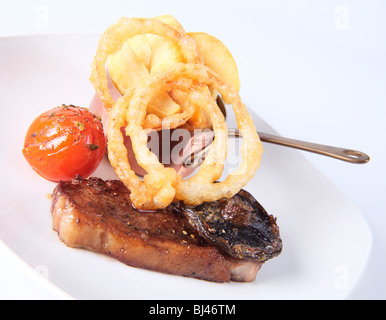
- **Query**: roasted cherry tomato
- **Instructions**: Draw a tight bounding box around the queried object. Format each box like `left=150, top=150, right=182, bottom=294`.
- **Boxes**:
left=22, top=105, right=107, bottom=182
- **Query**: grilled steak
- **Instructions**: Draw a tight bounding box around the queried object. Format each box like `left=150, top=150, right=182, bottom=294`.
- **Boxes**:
left=51, top=176, right=281, bottom=282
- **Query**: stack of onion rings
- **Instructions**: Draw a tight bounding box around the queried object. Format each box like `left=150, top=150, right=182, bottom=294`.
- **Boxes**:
left=91, top=17, right=263, bottom=210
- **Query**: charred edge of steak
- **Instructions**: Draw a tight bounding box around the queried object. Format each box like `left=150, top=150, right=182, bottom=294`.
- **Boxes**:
left=179, top=189, right=283, bottom=261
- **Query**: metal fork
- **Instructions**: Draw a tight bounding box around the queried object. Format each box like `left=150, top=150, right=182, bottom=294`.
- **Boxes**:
left=183, top=98, right=370, bottom=168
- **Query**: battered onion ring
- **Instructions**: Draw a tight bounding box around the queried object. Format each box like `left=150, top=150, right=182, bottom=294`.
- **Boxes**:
left=90, top=17, right=203, bottom=112
left=108, top=76, right=199, bottom=209
left=108, top=63, right=263, bottom=209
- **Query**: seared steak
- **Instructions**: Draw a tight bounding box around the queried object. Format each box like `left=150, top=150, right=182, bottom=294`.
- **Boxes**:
left=51, top=176, right=281, bottom=282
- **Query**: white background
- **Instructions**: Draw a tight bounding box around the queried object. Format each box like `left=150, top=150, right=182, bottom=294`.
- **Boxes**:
left=0, top=0, right=385, bottom=299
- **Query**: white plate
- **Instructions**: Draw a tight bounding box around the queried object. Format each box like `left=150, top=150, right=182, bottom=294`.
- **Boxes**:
left=0, top=35, right=372, bottom=300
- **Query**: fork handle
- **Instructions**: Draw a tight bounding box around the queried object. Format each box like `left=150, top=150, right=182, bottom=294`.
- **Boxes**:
left=254, top=131, right=370, bottom=164
left=184, top=130, right=370, bottom=168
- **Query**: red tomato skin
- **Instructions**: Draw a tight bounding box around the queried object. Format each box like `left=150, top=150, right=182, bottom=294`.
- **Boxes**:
left=22, top=105, right=106, bottom=182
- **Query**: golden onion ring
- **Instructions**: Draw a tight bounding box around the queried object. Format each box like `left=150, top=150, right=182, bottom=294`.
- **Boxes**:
left=108, top=63, right=263, bottom=209
left=90, top=17, right=203, bottom=112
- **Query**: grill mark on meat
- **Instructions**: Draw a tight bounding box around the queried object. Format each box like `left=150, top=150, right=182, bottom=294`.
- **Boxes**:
left=50, top=176, right=281, bottom=282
